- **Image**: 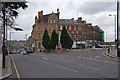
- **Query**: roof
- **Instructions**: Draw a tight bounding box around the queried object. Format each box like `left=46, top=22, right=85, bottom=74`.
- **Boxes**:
left=38, top=13, right=59, bottom=24
left=59, top=19, right=78, bottom=23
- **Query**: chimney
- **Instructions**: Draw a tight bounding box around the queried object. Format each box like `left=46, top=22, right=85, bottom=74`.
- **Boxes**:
left=38, top=11, right=41, bottom=18
left=41, top=10, right=43, bottom=16
left=57, top=8, right=59, bottom=13
left=35, top=16, right=37, bottom=24
left=87, top=23, right=92, bottom=27
left=38, top=10, right=43, bottom=18
left=57, top=8, right=60, bottom=19
left=95, top=25, right=98, bottom=27
left=78, top=17, right=82, bottom=22
left=71, top=18, right=74, bottom=21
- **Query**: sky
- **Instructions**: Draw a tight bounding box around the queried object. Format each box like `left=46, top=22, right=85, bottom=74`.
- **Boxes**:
left=8, top=0, right=118, bottom=42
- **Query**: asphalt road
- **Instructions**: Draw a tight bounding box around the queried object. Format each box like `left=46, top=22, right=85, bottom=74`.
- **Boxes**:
left=7, top=48, right=118, bottom=79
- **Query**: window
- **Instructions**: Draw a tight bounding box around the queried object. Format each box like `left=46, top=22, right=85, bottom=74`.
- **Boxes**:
left=60, top=25, right=62, bottom=30
left=39, top=27, right=40, bottom=31
left=51, top=26, right=55, bottom=31
left=65, top=25, right=67, bottom=29
left=69, top=26, right=71, bottom=30
left=50, top=20, right=52, bottom=23
left=38, top=42, right=41, bottom=48
left=38, top=35, right=41, bottom=40
left=78, top=26, right=82, bottom=30
left=74, top=34, right=76, bottom=38
left=74, top=26, right=76, bottom=30
left=69, top=33, right=71, bottom=37
left=78, top=34, right=81, bottom=38
left=54, top=20, right=56, bottom=23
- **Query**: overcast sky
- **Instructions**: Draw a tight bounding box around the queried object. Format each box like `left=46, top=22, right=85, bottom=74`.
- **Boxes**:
left=8, top=0, right=117, bottom=42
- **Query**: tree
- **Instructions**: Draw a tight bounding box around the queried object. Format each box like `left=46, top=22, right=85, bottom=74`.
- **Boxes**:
left=1, top=1, right=28, bottom=68
left=0, top=2, right=28, bottom=28
left=42, top=28, right=50, bottom=50
left=50, top=29, right=58, bottom=50
left=60, top=26, right=73, bottom=49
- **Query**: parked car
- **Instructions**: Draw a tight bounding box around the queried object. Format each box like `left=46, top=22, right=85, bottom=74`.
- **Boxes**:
left=26, top=48, right=33, bottom=54
left=9, top=50, right=16, bottom=54
left=21, top=49, right=27, bottom=55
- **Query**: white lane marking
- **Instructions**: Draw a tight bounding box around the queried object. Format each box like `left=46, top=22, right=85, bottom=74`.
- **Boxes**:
left=41, top=60, right=49, bottom=64
left=104, top=61, right=109, bottom=63
left=89, top=58, right=94, bottom=60
left=78, top=64, right=100, bottom=70
left=43, top=57, right=48, bottom=60
left=79, top=56, right=117, bottom=64
left=94, top=59, right=98, bottom=61
left=56, top=65, right=79, bottom=72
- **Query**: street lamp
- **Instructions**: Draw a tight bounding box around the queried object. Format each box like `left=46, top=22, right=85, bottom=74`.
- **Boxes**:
left=9, top=31, right=14, bottom=54
left=106, top=32, right=107, bottom=42
left=93, top=31, right=95, bottom=46
left=109, top=14, right=116, bottom=48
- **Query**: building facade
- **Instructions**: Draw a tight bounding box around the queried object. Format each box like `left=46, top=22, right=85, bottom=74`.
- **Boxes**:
left=31, top=9, right=104, bottom=52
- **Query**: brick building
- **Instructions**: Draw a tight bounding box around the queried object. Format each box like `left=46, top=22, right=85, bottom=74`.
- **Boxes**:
left=31, top=9, right=104, bottom=52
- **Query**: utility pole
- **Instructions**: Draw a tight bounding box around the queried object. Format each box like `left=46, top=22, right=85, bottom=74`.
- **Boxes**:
left=117, top=0, right=120, bottom=57
left=2, top=2, right=6, bottom=68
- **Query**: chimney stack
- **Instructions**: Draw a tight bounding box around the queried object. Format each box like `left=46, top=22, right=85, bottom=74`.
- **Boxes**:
left=38, top=10, right=43, bottom=18
left=35, top=16, right=37, bottom=24
left=57, top=8, right=60, bottom=19
left=38, top=11, right=41, bottom=18
left=71, top=18, right=74, bottom=21
left=78, top=17, right=82, bottom=22
left=41, top=10, right=43, bottom=16
left=57, top=8, right=59, bottom=13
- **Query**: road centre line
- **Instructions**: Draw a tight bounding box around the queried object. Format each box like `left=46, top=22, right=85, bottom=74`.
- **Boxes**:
left=56, top=65, right=79, bottom=73
left=11, top=56, right=21, bottom=80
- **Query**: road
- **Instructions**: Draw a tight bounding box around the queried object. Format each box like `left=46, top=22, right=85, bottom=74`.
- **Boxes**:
left=7, top=48, right=118, bottom=79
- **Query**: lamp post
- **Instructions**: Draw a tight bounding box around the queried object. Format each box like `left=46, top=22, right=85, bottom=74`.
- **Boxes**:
left=93, top=31, right=95, bottom=46
left=109, top=14, right=116, bottom=48
left=117, top=0, right=120, bottom=57
left=2, top=2, right=6, bottom=68
left=106, top=32, right=107, bottom=42
left=9, top=31, right=14, bottom=54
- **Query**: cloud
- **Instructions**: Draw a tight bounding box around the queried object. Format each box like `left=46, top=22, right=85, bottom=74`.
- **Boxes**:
left=12, top=1, right=116, bottom=42
left=78, top=2, right=116, bottom=15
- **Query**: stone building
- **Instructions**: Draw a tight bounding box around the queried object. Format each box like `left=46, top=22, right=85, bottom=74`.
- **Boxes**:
left=31, top=9, right=104, bottom=52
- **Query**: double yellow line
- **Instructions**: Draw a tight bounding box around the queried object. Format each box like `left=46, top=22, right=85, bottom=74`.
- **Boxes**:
left=11, top=56, right=21, bottom=80
left=102, top=51, right=119, bottom=60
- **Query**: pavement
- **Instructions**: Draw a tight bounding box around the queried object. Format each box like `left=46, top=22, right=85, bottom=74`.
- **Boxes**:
left=0, top=54, right=12, bottom=80
left=0, top=54, right=2, bottom=79
left=104, top=49, right=119, bottom=59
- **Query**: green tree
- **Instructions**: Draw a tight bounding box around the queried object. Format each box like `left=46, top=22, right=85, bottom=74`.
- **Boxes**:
left=0, top=2, right=28, bottom=28
left=60, top=26, right=73, bottom=49
left=50, top=29, right=58, bottom=50
left=42, top=28, right=50, bottom=50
